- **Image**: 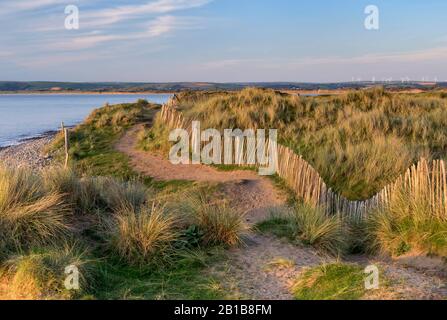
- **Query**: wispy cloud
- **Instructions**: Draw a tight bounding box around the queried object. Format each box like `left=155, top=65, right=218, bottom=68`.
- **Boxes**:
left=83, top=0, right=212, bottom=28
left=2, top=0, right=211, bottom=59
left=0, top=0, right=70, bottom=14
left=56, top=15, right=199, bottom=50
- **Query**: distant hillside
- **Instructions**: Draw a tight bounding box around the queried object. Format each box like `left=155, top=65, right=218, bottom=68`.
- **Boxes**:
left=1, top=81, right=446, bottom=93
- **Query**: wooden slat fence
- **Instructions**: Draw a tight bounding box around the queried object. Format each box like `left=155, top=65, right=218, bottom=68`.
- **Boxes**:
left=159, top=101, right=447, bottom=220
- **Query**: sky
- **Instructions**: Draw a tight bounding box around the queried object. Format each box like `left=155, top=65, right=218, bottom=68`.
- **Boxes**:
left=0, top=0, right=447, bottom=83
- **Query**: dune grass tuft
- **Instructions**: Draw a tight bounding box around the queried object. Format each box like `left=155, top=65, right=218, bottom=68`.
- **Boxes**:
left=0, top=166, right=71, bottom=254
left=292, top=263, right=366, bottom=300
left=1, top=242, right=96, bottom=300
left=367, top=187, right=447, bottom=258
left=291, top=204, right=347, bottom=255
left=103, top=203, right=178, bottom=267
left=175, top=192, right=250, bottom=247
left=258, top=204, right=347, bottom=256
left=94, top=177, right=150, bottom=212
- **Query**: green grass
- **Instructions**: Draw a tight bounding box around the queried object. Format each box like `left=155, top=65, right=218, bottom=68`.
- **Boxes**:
left=257, top=215, right=294, bottom=240
left=267, top=174, right=299, bottom=205
left=367, top=187, right=447, bottom=258
left=93, top=248, right=230, bottom=300
left=257, top=204, right=347, bottom=256
left=50, top=100, right=157, bottom=179
left=211, top=164, right=257, bottom=172
left=137, top=114, right=172, bottom=156
left=147, top=179, right=196, bottom=193
left=293, top=263, right=366, bottom=300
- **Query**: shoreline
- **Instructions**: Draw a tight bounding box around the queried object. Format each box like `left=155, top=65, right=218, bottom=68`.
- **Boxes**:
left=0, top=130, right=60, bottom=150
left=1, top=89, right=440, bottom=96
left=0, top=133, right=56, bottom=169
left=0, top=91, right=175, bottom=95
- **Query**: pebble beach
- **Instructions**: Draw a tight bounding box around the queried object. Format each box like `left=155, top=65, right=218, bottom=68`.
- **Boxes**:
left=0, top=135, right=55, bottom=170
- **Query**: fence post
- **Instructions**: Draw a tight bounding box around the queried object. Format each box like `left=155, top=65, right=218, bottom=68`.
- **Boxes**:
left=64, top=128, right=69, bottom=169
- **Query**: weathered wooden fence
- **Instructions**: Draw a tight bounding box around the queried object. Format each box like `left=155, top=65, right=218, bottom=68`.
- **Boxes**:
left=159, top=101, right=447, bottom=220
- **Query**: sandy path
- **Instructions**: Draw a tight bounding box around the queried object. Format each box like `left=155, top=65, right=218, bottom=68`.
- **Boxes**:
left=116, top=125, right=266, bottom=183
left=115, top=125, right=286, bottom=223
left=212, top=234, right=326, bottom=300
left=116, top=124, right=447, bottom=300
left=115, top=125, right=323, bottom=299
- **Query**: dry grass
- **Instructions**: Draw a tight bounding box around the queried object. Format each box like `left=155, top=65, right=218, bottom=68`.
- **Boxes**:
left=42, top=166, right=79, bottom=195
left=159, top=89, right=447, bottom=259
left=264, top=257, right=295, bottom=271
left=84, top=100, right=148, bottom=130
left=0, top=242, right=95, bottom=300
left=138, top=115, right=172, bottom=155
left=93, top=177, right=149, bottom=212
left=290, top=204, right=347, bottom=256
left=367, top=186, right=447, bottom=258
left=174, top=88, right=447, bottom=200
left=258, top=204, right=347, bottom=256
left=103, top=203, right=178, bottom=267
left=175, top=192, right=250, bottom=247
left=0, top=167, right=71, bottom=254
left=42, top=166, right=150, bottom=213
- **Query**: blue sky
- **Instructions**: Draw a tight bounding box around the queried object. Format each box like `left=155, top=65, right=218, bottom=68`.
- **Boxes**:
left=1, top=0, right=447, bottom=82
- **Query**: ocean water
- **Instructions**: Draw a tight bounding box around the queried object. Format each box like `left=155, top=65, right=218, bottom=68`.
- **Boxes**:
left=0, top=94, right=172, bottom=147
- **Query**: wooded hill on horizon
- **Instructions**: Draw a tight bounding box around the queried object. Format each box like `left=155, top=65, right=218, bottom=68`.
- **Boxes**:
left=1, top=81, right=446, bottom=93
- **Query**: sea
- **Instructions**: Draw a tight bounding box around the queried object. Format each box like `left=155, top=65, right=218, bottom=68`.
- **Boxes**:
left=0, top=93, right=172, bottom=147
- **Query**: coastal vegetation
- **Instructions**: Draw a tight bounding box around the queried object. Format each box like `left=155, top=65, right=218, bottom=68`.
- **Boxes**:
left=366, top=185, right=447, bottom=258
left=140, top=88, right=447, bottom=261
left=292, top=263, right=367, bottom=300
left=168, top=88, right=447, bottom=200
left=50, top=99, right=154, bottom=179
left=257, top=204, right=346, bottom=256
left=2, top=89, right=447, bottom=300
left=1, top=100, right=247, bottom=299
left=0, top=165, right=247, bottom=299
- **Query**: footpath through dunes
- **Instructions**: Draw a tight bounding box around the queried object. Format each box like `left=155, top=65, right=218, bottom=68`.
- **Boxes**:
left=115, top=124, right=327, bottom=299
left=116, top=125, right=266, bottom=182
left=115, top=123, right=447, bottom=300
left=115, top=124, right=286, bottom=224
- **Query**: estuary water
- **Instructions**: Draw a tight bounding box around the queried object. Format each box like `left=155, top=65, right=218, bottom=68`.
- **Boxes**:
left=0, top=93, right=172, bottom=147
